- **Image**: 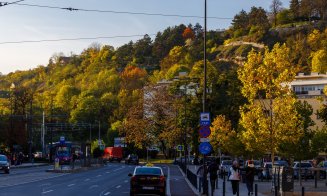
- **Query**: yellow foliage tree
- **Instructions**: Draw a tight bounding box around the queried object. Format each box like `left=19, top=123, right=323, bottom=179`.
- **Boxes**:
left=312, top=50, right=327, bottom=73
left=210, top=115, right=241, bottom=155
left=238, top=43, right=303, bottom=161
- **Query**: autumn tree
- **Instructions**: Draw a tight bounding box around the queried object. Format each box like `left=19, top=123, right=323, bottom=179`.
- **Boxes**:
left=238, top=44, right=302, bottom=162
left=290, top=0, right=300, bottom=21
left=182, top=27, right=195, bottom=40
left=210, top=115, right=244, bottom=156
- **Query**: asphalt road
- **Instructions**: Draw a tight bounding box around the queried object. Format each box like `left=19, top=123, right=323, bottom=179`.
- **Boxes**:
left=0, top=163, right=196, bottom=196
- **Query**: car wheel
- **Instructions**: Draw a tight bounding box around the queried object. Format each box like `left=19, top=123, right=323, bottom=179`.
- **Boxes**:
left=5, top=169, right=9, bottom=174
left=129, top=191, right=134, bottom=196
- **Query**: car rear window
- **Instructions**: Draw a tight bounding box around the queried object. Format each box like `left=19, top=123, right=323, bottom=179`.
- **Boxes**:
left=135, top=168, right=161, bottom=175
left=0, top=155, right=7, bottom=161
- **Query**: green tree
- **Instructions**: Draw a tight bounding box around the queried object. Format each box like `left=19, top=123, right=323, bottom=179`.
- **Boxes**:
left=290, top=0, right=300, bottom=20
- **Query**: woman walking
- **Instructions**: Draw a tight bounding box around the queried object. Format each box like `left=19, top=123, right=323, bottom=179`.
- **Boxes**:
left=245, top=160, right=256, bottom=195
left=229, top=160, right=241, bottom=195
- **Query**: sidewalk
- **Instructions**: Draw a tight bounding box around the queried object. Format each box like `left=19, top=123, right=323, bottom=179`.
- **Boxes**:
left=187, top=165, right=272, bottom=196
left=186, top=165, right=327, bottom=196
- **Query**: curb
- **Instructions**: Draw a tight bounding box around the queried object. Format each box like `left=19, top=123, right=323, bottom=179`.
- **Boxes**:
left=10, top=163, right=49, bottom=169
left=46, top=165, right=103, bottom=173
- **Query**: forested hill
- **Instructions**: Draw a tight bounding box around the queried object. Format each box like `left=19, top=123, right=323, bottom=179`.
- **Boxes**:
left=0, top=0, right=326, bottom=149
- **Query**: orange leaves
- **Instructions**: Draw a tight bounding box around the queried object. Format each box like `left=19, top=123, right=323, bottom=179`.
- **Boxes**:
left=121, top=65, right=148, bottom=90
left=182, top=27, right=195, bottom=40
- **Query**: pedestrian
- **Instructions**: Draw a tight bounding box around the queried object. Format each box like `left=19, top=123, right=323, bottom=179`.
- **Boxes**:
left=208, top=160, right=218, bottom=194
left=245, top=160, right=256, bottom=195
left=229, top=160, right=241, bottom=196
left=197, top=162, right=208, bottom=195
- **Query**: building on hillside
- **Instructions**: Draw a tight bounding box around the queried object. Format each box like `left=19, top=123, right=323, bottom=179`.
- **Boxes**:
left=289, top=72, right=327, bottom=129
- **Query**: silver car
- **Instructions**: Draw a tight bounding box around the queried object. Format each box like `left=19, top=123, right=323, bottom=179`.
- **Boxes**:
left=0, top=155, right=10, bottom=174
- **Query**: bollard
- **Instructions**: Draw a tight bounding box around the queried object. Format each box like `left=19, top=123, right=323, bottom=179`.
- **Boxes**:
left=237, top=182, right=239, bottom=196
left=315, top=171, right=317, bottom=188
left=274, top=186, right=278, bottom=196
left=255, top=184, right=258, bottom=196
left=222, top=181, right=225, bottom=196
left=302, top=186, right=305, bottom=196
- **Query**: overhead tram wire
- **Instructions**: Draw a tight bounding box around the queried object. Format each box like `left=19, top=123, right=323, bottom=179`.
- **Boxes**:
left=0, top=2, right=233, bottom=20
left=0, top=34, right=157, bottom=45
left=0, top=0, right=23, bottom=6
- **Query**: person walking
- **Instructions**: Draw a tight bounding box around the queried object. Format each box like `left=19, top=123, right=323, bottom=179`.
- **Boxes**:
left=229, top=160, right=241, bottom=196
left=245, top=160, right=256, bottom=195
left=197, top=162, right=208, bottom=195
left=208, top=160, right=219, bottom=195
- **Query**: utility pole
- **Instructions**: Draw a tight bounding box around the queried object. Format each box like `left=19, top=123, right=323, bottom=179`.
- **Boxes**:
left=41, top=111, right=45, bottom=157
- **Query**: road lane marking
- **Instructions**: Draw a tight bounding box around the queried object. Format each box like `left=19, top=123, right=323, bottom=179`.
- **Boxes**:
left=42, top=190, right=53, bottom=194
left=167, top=165, right=171, bottom=196
left=68, top=184, right=75, bottom=187
left=104, top=192, right=110, bottom=195
left=89, top=185, right=99, bottom=189
left=116, top=185, right=121, bottom=189
left=106, top=171, right=110, bottom=173
left=113, top=167, right=124, bottom=172
left=124, top=180, right=128, bottom=183
left=0, top=174, right=68, bottom=188
left=97, top=174, right=102, bottom=177
left=85, top=178, right=90, bottom=181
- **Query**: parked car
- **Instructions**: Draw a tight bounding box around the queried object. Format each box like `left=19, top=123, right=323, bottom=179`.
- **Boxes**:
left=103, top=147, right=123, bottom=163
left=125, top=154, right=139, bottom=165
left=128, top=165, right=166, bottom=196
left=317, top=161, right=327, bottom=179
left=292, top=161, right=314, bottom=179
left=33, top=151, right=43, bottom=158
left=261, top=162, right=272, bottom=180
left=220, top=160, right=233, bottom=175
left=0, top=154, right=10, bottom=174
left=199, top=156, right=218, bottom=165
left=274, top=160, right=289, bottom=167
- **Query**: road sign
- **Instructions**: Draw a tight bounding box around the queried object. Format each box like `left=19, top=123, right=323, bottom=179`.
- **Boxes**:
left=59, top=136, right=65, bottom=144
left=199, top=142, right=212, bottom=155
left=177, top=145, right=184, bottom=151
left=199, top=125, right=211, bottom=138
left=199, top=138, right=210, bottom=142
left=200, top=112, right=210, bottom=126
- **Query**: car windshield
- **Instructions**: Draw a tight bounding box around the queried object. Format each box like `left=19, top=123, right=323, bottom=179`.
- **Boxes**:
left=135, top=168, right=161, bottom=175
left=0, top=155, right=7, bottom=161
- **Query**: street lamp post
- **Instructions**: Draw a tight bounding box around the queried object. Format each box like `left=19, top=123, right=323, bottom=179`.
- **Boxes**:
left=9, top=83, right=15, bottom=149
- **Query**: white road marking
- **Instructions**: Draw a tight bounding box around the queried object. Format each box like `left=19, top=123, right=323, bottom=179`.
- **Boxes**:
left=104, top=192, right=111, bottom=195
left=113, top=167, right=124, bottom=172
left=89, top=185, right=99, bottom=189
left=106, top=171, right=110, bottom=174
left=116, top=185, right=121, bottom=189
left=167, top=165, right=171, bottom=196
left=84, top=178, right=90, bottom=181
left=42, top=190, right=53, bottom=194
left=124, top=180, right=128, bottom=183
left=97, top=174, right=102, bottom=177
left=68, top=184, right=75, bottom=187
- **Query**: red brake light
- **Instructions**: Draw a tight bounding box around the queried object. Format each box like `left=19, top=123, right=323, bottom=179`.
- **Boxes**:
left=131, top=176, right=137, bottom=184
left=160, top=176, right=165, bottom=183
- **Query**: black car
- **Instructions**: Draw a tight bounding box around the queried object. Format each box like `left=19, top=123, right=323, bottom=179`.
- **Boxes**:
left=128, top=165, right=166, bottom=196
left=0, top=155, right=10, bottom=174
left=125, top=154, right=139, bottom=165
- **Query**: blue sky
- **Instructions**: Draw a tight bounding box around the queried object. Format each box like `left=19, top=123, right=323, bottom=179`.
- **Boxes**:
left=0, top=0, right=290, bottom=74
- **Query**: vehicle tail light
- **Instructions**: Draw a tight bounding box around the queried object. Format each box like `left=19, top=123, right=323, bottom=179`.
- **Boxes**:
left=160, top=176, right=165, bottom=183
left=131, top=176, right=137, bottom=185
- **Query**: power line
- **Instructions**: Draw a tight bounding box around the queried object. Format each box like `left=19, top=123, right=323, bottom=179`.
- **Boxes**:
left=0, top=0, right=23, bottom=6
left=0, top=2, right=233, bottom=20
left=0, top=34, right=157, bottom=45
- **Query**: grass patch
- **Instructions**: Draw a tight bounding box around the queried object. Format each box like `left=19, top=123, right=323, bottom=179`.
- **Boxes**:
left=140, top=158, right=174, bottom=164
